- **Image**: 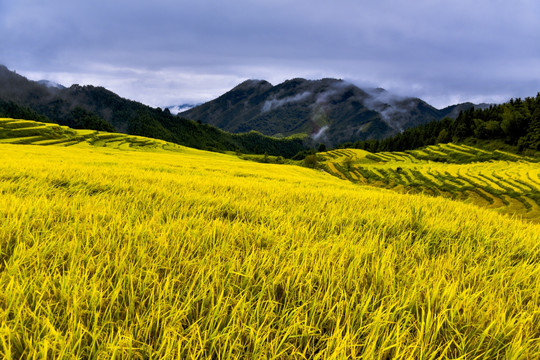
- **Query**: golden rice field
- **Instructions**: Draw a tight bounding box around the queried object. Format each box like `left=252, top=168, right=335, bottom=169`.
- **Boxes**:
left=0, top=118, right=182, bottom=152
left=1, top=118, right=540, bottom=358
left=321, top=145, right=540, bottom=222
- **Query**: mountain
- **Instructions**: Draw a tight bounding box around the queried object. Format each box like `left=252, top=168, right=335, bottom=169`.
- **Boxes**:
left=341, top=95, right=540, bottom=154
left=181, top=78, right=480, bottom=146
left=0, top=65, right=305, bottom=157
left=438, top=102, right=492, bottom=119
left=2, top=65, right=500, bottom=154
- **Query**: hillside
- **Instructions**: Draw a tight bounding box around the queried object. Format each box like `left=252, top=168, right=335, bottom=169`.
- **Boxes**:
left=1, top=127, right=539, bottom=358
left=318, top=145, right=540, bottom=222
left=0, top=66, right=306, bottom=157
left=343, top=94, right=540, bottom=155
left=0, top=118, right=185, bottom=151
left=182, top=78, right=482, bottom=146
left=1, top=65, right=499, bottom=153
left=2, top=116, right=537, bottom=223
left=0, top=117, right=306, bottom=158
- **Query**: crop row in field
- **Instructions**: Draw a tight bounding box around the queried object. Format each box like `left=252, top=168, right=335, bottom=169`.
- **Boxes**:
left=321, top=144, right=540, bottom=222
left=0, top=118, right=182, bottom=151
left=1, top=141, right=540, bottom=358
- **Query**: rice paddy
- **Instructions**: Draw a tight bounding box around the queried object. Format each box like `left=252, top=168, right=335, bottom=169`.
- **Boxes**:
left=1, top=118, right=540, bottom=358
left=320, top=145, right=540, bottom=222
left=0, top=118, right=181, bottom=152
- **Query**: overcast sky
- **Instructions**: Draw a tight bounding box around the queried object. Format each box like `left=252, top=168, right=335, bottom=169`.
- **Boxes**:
left=1, top=0, right=540, bottom=108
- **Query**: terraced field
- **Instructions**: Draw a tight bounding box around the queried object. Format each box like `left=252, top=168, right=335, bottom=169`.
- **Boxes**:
left=321, top=145, right=540, bottom=222
left=1, top=118, right=540, bottom=358
left=4, top=118, right=538, bottom=222
left=0, top=118, right=182, bottom=152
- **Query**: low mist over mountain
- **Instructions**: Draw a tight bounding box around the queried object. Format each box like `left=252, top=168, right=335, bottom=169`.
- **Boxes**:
left=182, top=78, right=484, bottom=146
left=36, top=80, right=66, bottom=90
left=166, top=104, right=199, bottom=115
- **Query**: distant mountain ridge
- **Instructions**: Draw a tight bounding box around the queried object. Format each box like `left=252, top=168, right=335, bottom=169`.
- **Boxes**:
left=0, top=65, right=306, bottom=157
left=182, top=78, right=487, bottom=146
left=0, top=64, right=495, bottom=151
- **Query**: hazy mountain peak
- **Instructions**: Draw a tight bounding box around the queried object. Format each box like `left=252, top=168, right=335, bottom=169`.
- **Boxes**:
left=233, top=79, right=273, bottom=91
left=182, top=78, right=446, bottom=146
left=369, top=87, right=388, bottom=95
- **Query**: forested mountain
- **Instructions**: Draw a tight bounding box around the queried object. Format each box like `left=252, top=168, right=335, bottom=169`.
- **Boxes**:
left=5, top=64, right=529, bottom=157
left=182, top=78, right=485, bottom=146
left=0, top=65, right=305, bottom=157
left=341, top=94, right=540, bottom=154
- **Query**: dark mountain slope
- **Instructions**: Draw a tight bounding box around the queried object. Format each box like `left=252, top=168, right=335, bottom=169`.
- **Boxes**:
left=182, top=78, right=473, bottom=146
left=342, top=94, right=540, bottom=154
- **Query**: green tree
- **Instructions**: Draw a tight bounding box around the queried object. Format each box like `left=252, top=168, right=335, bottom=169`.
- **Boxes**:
left=436, top=128, right=451, bottom=144
left=519, top=107, right=540, bottom=150
left=304, top=154, right=319, bottom=168
left=317, top=143, right=327, bottom=152
left=501, top=105, right=528, bottom=144
left=343, top=157, right=353, bottom=171
left=70, top=107, right=115, bottom=132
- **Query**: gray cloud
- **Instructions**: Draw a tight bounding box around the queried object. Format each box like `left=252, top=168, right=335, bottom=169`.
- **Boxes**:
left=1, top=0, right=540, bottom=108
left=312, top=126, right=329, bottom=142
left=363, top=89, right=417, bottom=132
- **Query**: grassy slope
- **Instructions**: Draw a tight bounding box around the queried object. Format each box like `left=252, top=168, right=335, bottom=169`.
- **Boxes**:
left=320, top=145, right=540, bottom=223
left=0, top=118, right=185, bottom=152
left=0, top=119, right=540, bottom=358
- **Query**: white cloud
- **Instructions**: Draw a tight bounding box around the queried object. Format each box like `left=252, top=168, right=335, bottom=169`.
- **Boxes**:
left=262, top=92, right=312, bottom=112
